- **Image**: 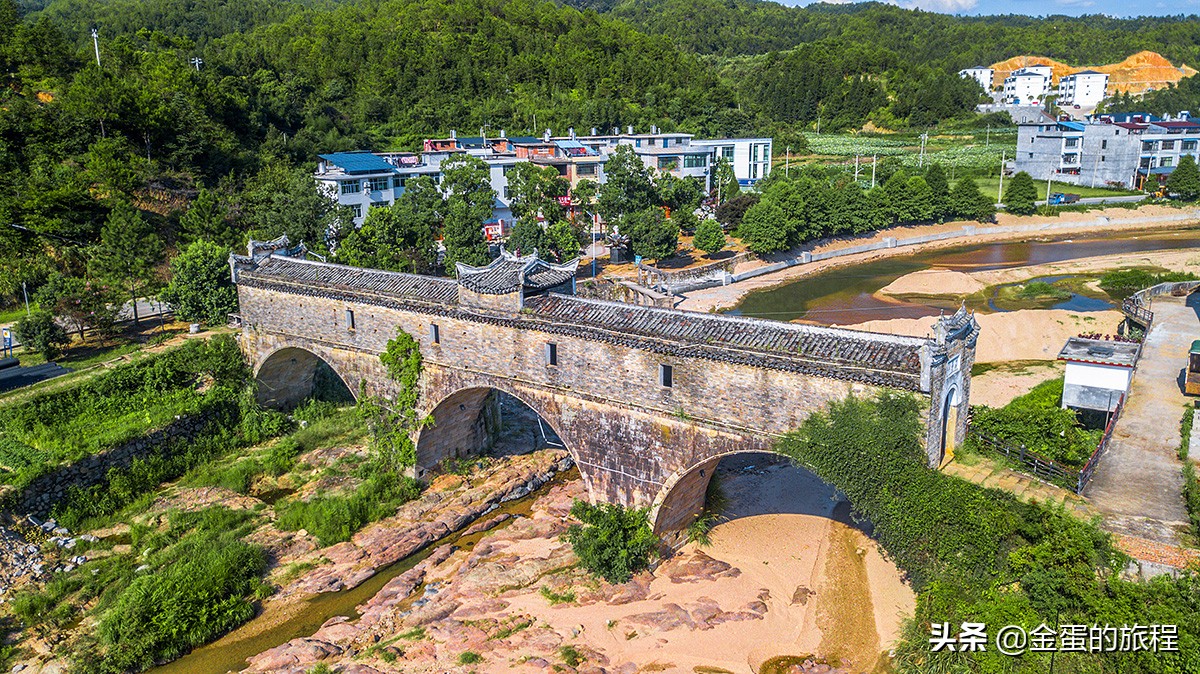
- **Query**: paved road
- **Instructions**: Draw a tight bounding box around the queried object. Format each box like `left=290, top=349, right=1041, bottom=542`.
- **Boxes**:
left=0, top=362, right=71, bottom=393
left=1075, top=194, right=1146, bottom=206
left=1, top=298, right=171, bottom=350
left=1085, top=294, right=1194, bottom=545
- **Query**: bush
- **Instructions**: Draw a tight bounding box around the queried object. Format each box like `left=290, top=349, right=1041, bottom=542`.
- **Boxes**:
left=14, top=309, right=70, bottom=360
left=968, top=378, right=1101, bottom=467
left=692, top=218, right=727, bottom=257
left=1099, top=268, right=1199, bottom=299
left=457, top=651, right=482, bottom=665
left=159, top=240, right=238, bottom=325
left=562, top=501, right=658, bottom=584
left=275, top=472, right=421, bottom=546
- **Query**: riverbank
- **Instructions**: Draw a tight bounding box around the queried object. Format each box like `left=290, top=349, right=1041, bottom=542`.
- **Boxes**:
left=677, top=205, right=1200, bottom=314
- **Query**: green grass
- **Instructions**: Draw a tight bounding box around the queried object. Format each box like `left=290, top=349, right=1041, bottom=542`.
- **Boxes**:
left=967, top=177, right=1140, bottom=201
left=274, top=471, right=421, bottom=547
left=457, top=651, right=482, bottom=665
left=538, top=586, right=577, bottom=605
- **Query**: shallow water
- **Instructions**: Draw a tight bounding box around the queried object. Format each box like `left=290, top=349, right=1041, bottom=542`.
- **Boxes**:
left=730, top=228, right=1200, bottom=324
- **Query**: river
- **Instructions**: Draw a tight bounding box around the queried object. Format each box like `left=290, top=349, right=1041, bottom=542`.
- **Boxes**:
left=729, top=228, right=1200, bottom=324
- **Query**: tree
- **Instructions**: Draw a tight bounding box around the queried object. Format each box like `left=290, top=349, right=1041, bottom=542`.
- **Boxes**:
left=623, top=208, right=678, bottom=262
left=711, top=156, right=740, bottom=204
left=240, top=163, right=354, bottom=254
left=506, top=162, right=568, bottom=225
left=180, top=188, right=237, bottom=247
left=14, top=309, right=69, bottom=361
left=160, top=240, right=238, bottom=325
left=336, top=177, right=441, bottom=273
left=924, top=163, right=951, bottom=221
left=950, top=178, right=996, bottom=223
left=693, top=218, right=727, bottom=257
left=903, top=175, right=933, bottom=223
left=33, top=273, right=119, bottom=341
left=598, top=145, right=658, bottom=226
left=716, top=193, right=759, bottom=230
left=563, top=500, right=658, bottom=584
left=544, top=220, right=581, bottom=261
left=90, top=202, right=163, bottom=325
left=506, top=217, right=546, bottom=256
left=1167, top=154, right=1200, bottom=201
left=656, top=172, right=704, bottom=214
left=1003, top=171, right=1039, bottom=216
left=440, top=154, right=494, bottom=270
left=738, top=200, right=790, bottom=254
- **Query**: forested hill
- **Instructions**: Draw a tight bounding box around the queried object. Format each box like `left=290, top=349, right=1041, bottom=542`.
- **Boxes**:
left=568, top=0, right=1200, bottom=66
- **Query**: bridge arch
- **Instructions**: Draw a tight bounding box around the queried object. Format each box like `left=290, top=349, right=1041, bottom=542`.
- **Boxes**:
left=650, top=449, right=850, bottom=543
left=254, top=345, right=356, bottom=410
left=414, top=383, right=582, bottom=483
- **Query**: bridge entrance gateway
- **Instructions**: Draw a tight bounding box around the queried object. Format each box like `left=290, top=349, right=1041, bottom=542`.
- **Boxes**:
left=231, top=239, right=979, bottom=537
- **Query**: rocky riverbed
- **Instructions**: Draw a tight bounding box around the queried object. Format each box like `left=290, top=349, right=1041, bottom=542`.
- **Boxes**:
left=239, top=456, right=914, bottom=674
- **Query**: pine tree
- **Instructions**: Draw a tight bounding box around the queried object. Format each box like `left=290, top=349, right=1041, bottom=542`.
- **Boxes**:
left=951, top=178, right=996, bottom=223
left=1003, top=171, right=1039, bottom=216
left=924, top=164, right=951, bottom=221
left=1167, top=154, right=1200, bottom=201
left=90, top=202, right=162, bottom=324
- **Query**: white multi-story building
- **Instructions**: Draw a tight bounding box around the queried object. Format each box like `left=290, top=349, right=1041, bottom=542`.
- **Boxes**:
left=1004, top=67, right=1052, bottom=105
left=316, top=129, right=772, bottom=229
left=958, top=66, right=995, bottom=92
left=1012, top=112, right=1198, bottom=189
left=1057, top=70, right=1109, bottom=107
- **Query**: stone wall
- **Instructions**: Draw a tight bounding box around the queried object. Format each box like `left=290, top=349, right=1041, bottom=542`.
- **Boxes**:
left=6, top=414, right=213, bottom=518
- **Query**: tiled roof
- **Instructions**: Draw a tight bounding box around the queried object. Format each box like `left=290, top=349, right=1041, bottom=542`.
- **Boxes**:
left=456, top=252, right=579, bottom=295
left=524, top=294, right=925, bottom=376
left=242, top=256, right=458, bottom=304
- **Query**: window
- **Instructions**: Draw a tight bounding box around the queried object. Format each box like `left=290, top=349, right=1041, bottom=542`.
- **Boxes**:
left=352, top=204, right=363, bottom=218
left=340, top=180, right=359, bottom=195
left=1162, top=157, right=1174, bottom=168
left=1101, top=155, right=1106, bottom=162
left=503, top=187, right=511, bottom=199
left=1143, top=141, right=1157, bottom=152
left=752, top=145, right=759, bottom=161
left=393, top=176, right=406, bottom=189
left=1184, top=141, right=1198, bottom=151
left=1064, top=138, right=1078, bottom=148
left=1163, top=140, right=1176, bottom=150
left=1101, top=140, right=1108, bottom=150
left=721, top=146, right=734, bottom=161
left=648, top=138, right=656, bottom=147
left=367, top=177, right=390, bottom=192
left=345, top=310, right=355, bottom=330
left=658, top=364, right=673, bottom=388
left=577, top=163, right=596, bottom=176
left=662, top=138, right=670, bottom=148
left=1028, top=152, right=1034, bottom=159
left=634, top=139, right=641, bottom=148
left=430, top=323, right=440, bottom=344
left=750, top=163, right=758, bottom=179
left=657, top=156, right=678, bottom=170
left=545, top=343, right=558, bottom=366
left=684, top=154, right=707, bottom=168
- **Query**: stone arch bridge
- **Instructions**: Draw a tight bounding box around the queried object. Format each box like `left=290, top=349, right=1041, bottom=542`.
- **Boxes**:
left=232, top=244, right=978, bottom=537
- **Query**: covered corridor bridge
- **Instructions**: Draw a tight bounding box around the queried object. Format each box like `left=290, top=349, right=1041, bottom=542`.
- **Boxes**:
left=231, top=240, right=979, bottom=536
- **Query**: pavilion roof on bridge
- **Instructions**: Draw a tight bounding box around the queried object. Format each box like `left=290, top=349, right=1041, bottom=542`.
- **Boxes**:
left=455, top=251, right=579, bottom=295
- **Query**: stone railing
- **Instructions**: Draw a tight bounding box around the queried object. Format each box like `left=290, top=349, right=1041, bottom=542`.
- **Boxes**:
left=635, top=252, right=754, bottom=294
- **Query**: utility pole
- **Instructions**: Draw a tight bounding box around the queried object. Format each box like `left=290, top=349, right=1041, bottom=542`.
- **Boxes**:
left=1046, top=171, right=1053, bottom=206
left=785, top=145, right=790, bottom=178
left=986, top=124, right=990, bottom=147
left=90, top=28, right=101, bottom=67
left=998, top=151, right=1005, bottom=203
left=189, top=57, right=203, bottom=71
left=871, top=155, right=877, bottom=188
left=816, top=115, right=821, bottom=136
left=22, top=282, right=30, bottom=316
left=854, top=154, right=860, bottom=182
left=918, top=132, right=928, bottom=168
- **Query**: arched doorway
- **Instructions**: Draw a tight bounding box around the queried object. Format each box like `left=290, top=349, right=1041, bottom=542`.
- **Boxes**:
left=414, top=387, right=567, bottom=477
left=939, top=385, right=958, bottom=467
left=255, top=347, right=355, bottom=410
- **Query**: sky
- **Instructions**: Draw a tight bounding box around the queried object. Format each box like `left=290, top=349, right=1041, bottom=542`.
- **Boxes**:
left=781, top=0, right=1199, bottom=17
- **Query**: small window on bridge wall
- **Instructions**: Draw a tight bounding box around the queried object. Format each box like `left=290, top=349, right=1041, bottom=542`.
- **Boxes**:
left=659, top=364, right=673, bottom=388
left=345, top=309, right=355, bottom=330
left=430, top=323, right=440, bottom=344
left=545, top=342, right=558, bottom=366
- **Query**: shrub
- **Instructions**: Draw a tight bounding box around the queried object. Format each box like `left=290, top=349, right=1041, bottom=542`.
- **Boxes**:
left=14, top=309, right=70, bottom=360
left=968, top=378, right=1101, bottom=466
left=457, top=651, right=482, bottom=665
left=559, top=645, right=584, bottom=667
left=692, top=218, right=727, bottom=257
left=563, top=501, right=658, bottom=584
left=159, top=240, right=237, bottom=325
left=275, top=472, right=421, bottom=546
